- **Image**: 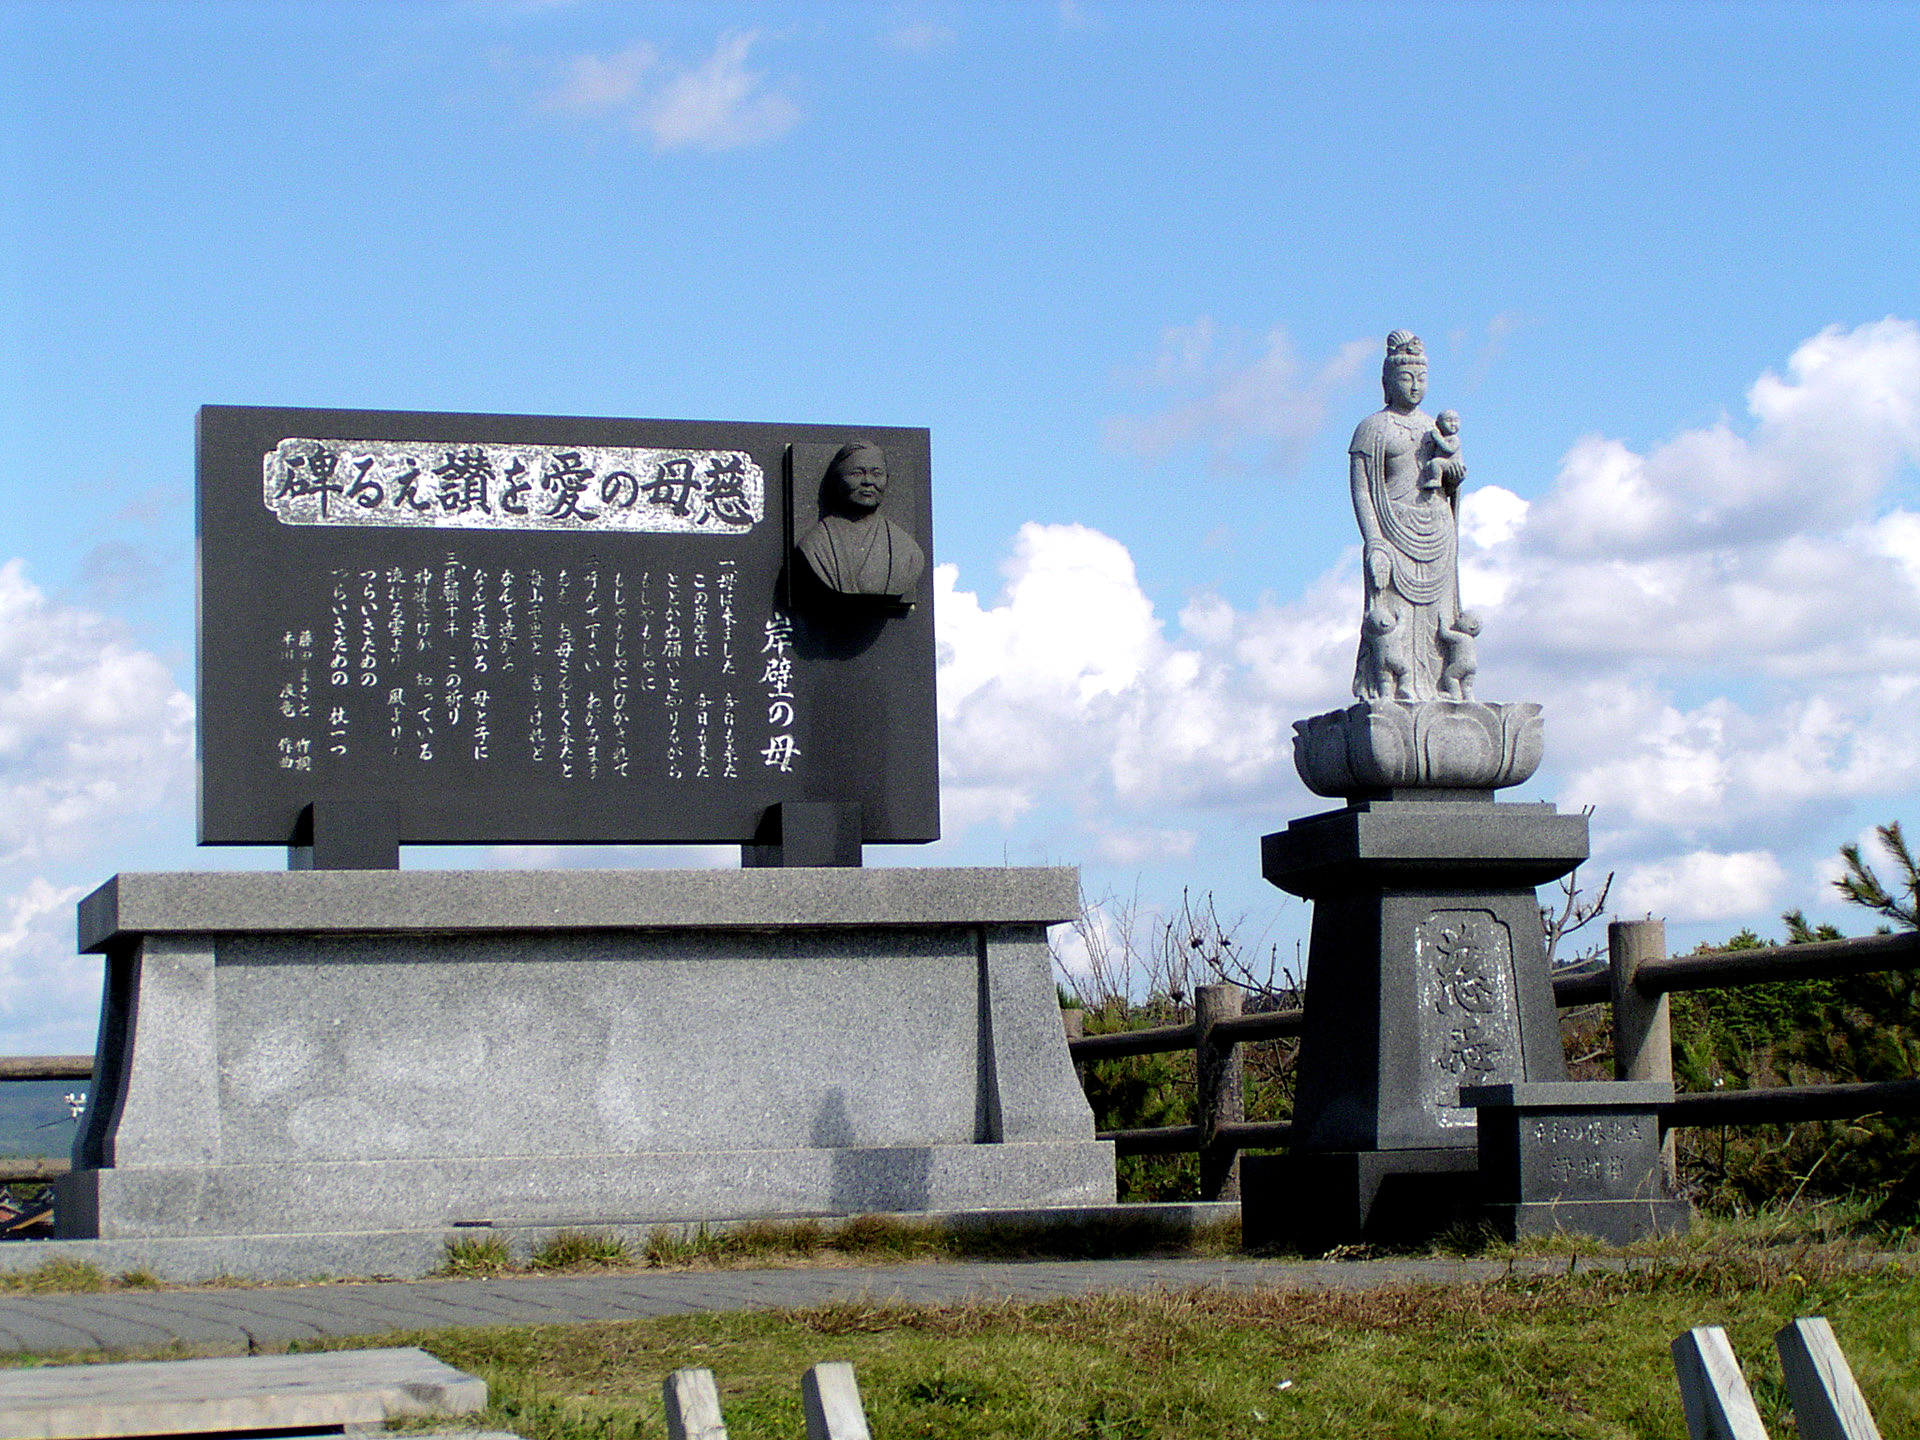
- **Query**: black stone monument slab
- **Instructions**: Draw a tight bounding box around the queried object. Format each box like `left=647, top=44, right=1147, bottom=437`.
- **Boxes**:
left=197, top=407, right=938, bottom=863
left=1465, top=1081, right=1690, bottom=1243
left=1241, top=793, right=1588, bottom=1249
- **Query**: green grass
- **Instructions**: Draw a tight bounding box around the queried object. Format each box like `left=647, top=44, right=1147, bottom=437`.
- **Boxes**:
left=441, top=1234, right=515, bottom=1277
left=340, top=1247, right=1920, bottom=1439
left=529, top=1230, right=633, bottom=1271
left=436, top=1213, right=1244, bottom=1278
left=0, top=1259, right=109, bottom=1293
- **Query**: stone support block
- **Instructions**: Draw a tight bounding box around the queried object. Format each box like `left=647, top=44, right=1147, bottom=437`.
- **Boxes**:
left=59, top=867, right=1111, bottom=1241
left=1465, top=1080, right=1689, bottom=1243
left=1241, top=1147, right=1481, bottom=1252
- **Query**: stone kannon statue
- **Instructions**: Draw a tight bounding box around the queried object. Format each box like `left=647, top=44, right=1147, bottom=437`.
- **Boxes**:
left=797, top=440, right=926, bottom=602
left=1293, top=332, right=1541, bottom=796
left=1350, top=331, right=1466, bottom=701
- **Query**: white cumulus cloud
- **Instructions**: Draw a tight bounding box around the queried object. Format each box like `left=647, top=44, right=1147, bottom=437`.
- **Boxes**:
left=1527, top=318, right=1920, bottom=556
left=1106, top=322, right=1376, bottom=474
left=544, top=30, right=801, bottom=152
left=0, top=560, right=192, bottom=865
left=1613, top=851, right=1788, bottom=924
left=0, top=876, right=98, bottom=1053
left=935, top=522, right=1352, bottom=835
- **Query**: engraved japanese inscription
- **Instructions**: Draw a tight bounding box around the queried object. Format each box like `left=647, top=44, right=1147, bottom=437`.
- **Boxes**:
left=1415, top=908, right=1522, bottom=1127
left=1525, top=1113, right=1661, bottom=1201
left=265, top=439, right=764, bottom=534
left=275, top=558, right=758, bottom=784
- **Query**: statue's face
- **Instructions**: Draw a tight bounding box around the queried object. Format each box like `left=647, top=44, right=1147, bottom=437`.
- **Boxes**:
left=1387, top=365, right=1426, bottom=409
left=833, top=448, right=889, bottom=511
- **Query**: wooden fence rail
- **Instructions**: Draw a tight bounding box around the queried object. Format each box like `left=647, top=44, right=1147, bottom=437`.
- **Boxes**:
left=1068, top=918, right=1920, bottom=1196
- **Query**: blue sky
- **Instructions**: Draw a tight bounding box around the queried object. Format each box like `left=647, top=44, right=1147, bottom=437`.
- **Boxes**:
left=3, top=0, right=1920, bottom=1048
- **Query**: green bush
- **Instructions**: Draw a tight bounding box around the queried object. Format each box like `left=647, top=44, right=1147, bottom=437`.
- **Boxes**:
left=1673, top=826, right=1920, bottom=1229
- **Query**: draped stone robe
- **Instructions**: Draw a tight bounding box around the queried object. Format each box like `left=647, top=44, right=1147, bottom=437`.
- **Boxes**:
left=1350, top=405, right=1460, bottom=701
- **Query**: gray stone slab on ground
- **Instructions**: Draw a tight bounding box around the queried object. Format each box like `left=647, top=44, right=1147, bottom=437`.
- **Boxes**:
left=0, top=1344, right=482, bottom=1437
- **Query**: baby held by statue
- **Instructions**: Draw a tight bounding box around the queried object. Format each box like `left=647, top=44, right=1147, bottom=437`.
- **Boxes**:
left=1420, top=409, right=1461, bottom=494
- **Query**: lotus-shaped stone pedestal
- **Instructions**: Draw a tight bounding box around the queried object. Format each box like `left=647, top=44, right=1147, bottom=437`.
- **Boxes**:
left=1292, top=700, right=1543, bottom=797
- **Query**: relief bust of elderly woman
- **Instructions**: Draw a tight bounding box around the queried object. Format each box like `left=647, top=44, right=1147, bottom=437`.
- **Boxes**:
left=797, top=441, right=926, bottom=603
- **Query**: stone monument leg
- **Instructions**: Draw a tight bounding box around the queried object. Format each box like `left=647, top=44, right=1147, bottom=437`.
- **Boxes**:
left=742, top=802, right=864, bottom=867
left=1243, top=794, right=1587, bottom=1250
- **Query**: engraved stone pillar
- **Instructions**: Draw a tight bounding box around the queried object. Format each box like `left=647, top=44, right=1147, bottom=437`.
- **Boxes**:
left=1242, top=794, right=1587, bottom=1249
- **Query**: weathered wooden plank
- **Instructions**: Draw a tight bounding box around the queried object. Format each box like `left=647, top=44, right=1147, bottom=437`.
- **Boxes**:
left=0, top=1346, right=483, bottom=1439
left=1672, top=1325, right=1771, bottom=1440
left=1637, top=931, right=1920, bottom=994
left=801, top=1362, right=871, bottom=1440
left=662, top=1367, right=729, bottom=1440
left=1664, top=1079, right=1920, bottom=1129
left=1774, top=1317, right=1882, bottom=1440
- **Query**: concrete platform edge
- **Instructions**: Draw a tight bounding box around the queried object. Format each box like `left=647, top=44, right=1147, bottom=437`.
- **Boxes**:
left=0, top=1202, right=1241, bottom=1284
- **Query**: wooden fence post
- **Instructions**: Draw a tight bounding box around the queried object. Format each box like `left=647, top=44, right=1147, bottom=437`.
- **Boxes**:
left=1672, top=1326, right=1772, bottom=1440
left=1610, top=918, right=1676, bottom=1183
left=663, top=1367, right=729, bottom=1440
left=1610, top=918, right=1671, bottom=1083
left=1775, top=1317, right=1884, bottom=1440
left=1195, top=982, right=1245, bottom=1201
left=802, top=1362, right=872, bottom=1440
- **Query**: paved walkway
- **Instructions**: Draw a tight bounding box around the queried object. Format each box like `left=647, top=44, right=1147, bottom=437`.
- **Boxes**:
left=0, top=1257, right=1553, bottom=1356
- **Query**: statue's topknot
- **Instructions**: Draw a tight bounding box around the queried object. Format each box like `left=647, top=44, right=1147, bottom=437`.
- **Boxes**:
left=1384, top=330, right=1426, bottom=367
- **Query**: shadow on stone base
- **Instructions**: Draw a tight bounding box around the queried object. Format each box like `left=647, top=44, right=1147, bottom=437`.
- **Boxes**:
left=1241, top=1149, right=1480, bottom=1253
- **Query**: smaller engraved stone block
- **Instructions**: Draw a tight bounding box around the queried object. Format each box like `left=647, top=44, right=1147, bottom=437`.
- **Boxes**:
left=1465, top=1080, right=1689, bottom=1242
left=1293, top=700, right=1544, bottom=797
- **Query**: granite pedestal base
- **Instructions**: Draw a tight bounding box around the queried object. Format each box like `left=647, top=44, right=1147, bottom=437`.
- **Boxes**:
left=58, top=868, right=1113, bottom=1241
left=1261, top=796, right=1588, bottom=1155
left=1250, top=795, right=1589, bottom=1249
